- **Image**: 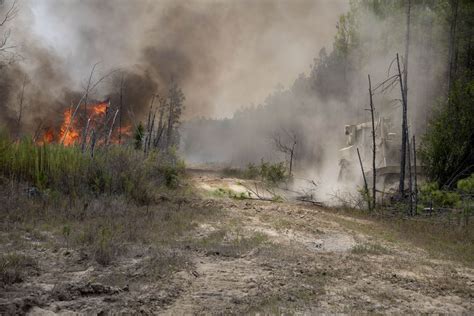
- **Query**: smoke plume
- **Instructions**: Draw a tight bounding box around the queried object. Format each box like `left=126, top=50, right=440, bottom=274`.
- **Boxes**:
left=0, top=0, right=348, bottom=134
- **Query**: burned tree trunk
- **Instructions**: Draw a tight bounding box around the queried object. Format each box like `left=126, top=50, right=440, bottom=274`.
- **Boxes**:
left=81, top=118, right=91, bottom=153
left=397, top=0, right=411, bottom=196
left=153, top=97, right=166, bottom=149
left=272, top=129, right=297, bottom=177
left=106, top=109, right=119, bottom=146
left=118, top=75, right=125, bottom=145
left=368, top=74, right=376, bottom=210
left=397, top=53, right=408, bottom=196
left=407, top=131, right=413, bottom=215
left=413, top=135, right=418, bottom=213
left=357, top=147, right=371, bottom=211
left=144, top=95, right=156, bottom=154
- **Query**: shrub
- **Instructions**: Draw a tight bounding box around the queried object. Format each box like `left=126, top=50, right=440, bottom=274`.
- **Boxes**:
left=244, top=163, right=260, bottom=179
left=457, top=173, right=474, bottom=194
left=419, top=182, right=461, bottom=208
left=260, top=160, right=287, bottom=184
left=0, top=253, right=37, bottom=286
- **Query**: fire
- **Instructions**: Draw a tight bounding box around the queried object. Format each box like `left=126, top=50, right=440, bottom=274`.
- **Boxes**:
left=59, top=109, right=80, bottom=146
left=38, top=128, right=54, bottom=145
left=38, top=99, right=131, bottom=146
left=92, top=102, right=107, bottom=115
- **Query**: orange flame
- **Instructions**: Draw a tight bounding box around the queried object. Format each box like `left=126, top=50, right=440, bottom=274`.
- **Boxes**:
left=38, top=99, right=131, bottom=146
left=59, top=109, right=80, bottom=146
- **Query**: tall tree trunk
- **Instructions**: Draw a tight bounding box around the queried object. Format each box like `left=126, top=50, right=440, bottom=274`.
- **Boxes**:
left=397, top=54, right=408, bottom=195
left=357, top=147, right=371, bottom=211
left=397, top=1, right=411, bottom=196
left=368, top=75, right=376, bottom=210
left=167, top=97, right=174, bottom=149
left=118, top=75, right=124, bottom=145
left=407, top=132, right=413, bottom=215
left=413, top=135, right=418, bottom=214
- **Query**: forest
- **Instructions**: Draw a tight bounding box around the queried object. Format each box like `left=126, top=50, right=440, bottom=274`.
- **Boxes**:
left=0, top=0, right=472, bottom=314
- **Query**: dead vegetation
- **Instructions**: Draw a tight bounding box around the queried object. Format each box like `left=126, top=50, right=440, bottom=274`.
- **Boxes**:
left=0, top=168, right=473, bottom=314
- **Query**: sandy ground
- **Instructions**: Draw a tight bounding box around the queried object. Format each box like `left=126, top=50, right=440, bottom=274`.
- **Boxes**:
left=1, top=173, right=473, bottom=314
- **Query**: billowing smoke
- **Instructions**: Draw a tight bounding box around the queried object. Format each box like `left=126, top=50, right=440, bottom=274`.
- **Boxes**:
left=0, top=0, right=348, bottom=135
left=181, top=2, right=449, bottom=202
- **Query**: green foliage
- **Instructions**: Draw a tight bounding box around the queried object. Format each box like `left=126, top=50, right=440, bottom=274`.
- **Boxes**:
left=213, top=187, right=250, bottom=200
left=457, top=173, right=474, bottom=194
left=420, top=81, right=474, bottom=187
left=133, top=122, right=144, bottom=150
left=244, top=163, right=260, bottom=179
left=419, top=182, right=461, bottom=208
left=259, top=160, right=288, bottom=185
left=0, top=132, right=184, bottom=202
left=220, top=161, right=287, bottom=185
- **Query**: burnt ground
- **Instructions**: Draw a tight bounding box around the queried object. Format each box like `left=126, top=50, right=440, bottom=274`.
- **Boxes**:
left=0, top=173, right=473, bottom=314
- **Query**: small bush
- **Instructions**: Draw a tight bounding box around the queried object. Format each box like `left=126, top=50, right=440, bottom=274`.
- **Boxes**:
left=260, top=160, right=287, bottom=185
left=244, top=163, right=260, bottom=179
left=457, top=174, right=474, bottom=194
left=0, top=253, right=37, bottom=286
left=146, top=247, right=189, bottom=279
left=419, top=182, right=461, bottom=208
left=213, top=187, right=250, bottom=200
left=93, top=227, right=118, bottom=266
left=351, top=242, right=390, bottom=255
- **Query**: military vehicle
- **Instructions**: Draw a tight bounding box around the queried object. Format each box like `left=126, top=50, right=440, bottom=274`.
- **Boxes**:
left=338, top=116, right=403, bottom=190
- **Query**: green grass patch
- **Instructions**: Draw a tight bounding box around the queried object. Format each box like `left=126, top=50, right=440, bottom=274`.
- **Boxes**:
left=351, top=242, right=391, bottom=255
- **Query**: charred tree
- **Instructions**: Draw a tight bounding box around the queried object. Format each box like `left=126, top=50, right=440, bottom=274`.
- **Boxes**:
left=118, top=74, right=125, bottom=145
left=357, top=147, right=371, bottom=211
left=153, top=95, right=166, bottom=149
left=272, top=129, right=297, bottom=177
left=413, top=135, right=418, bottom=213
left=368, top=74, right=376, bottom=211
left=397, top=0, right=411, bottom=196
left=144, top=95, right=155, bottom=154
left=407, top=130, right=413, bottom=215
left=397, top=53, right=408, bottom=196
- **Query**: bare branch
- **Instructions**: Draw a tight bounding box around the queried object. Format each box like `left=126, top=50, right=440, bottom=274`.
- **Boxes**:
left=0, top=0, right=18, bottom=27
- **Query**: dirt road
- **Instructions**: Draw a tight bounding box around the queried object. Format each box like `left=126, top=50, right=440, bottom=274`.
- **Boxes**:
left=2, top=172, right=473, bottom=314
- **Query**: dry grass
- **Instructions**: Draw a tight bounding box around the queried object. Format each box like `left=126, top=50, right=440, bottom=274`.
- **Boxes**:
left=0, top=253, right=38, bottom=286
left=325, top=208, right=474, bottom=267
left=189, top=229, right=270, bottom=257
